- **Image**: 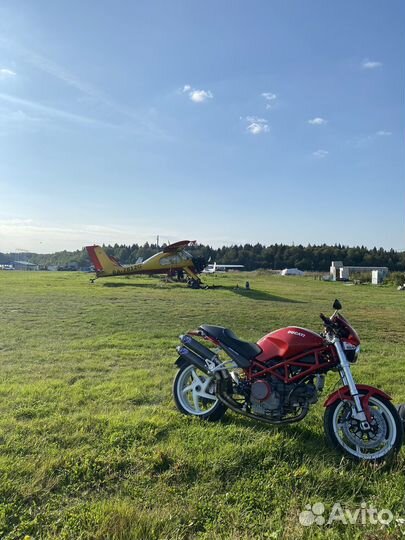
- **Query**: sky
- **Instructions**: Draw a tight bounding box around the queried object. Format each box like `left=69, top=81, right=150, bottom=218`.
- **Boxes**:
left=0, top=0, right=404, bottom=253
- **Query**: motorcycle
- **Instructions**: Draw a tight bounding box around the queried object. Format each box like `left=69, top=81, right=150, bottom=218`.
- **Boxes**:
left=173, top=299, right=403, bottom=461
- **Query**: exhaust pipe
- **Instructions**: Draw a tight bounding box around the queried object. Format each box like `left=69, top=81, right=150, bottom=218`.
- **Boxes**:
left=179, top=335, right=217, bottom=361
left=176, top=346, right=211, bottom=374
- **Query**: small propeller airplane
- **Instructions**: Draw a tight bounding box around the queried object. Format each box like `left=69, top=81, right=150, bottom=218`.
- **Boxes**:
left=85, top=240, right=206, bottom=287
left=202, top=262, right=245, bottom=274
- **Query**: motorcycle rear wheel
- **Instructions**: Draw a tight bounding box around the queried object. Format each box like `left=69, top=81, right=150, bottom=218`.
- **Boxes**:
left=173, top=361, right=227, bottom=421
left=324, top=393, right=403, bottom=462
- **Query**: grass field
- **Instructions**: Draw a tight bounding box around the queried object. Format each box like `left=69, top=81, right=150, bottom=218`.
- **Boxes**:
left=0, top=271, right=404, bottom=539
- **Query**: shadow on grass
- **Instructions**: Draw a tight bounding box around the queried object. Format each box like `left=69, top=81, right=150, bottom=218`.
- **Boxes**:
left=223, top=413, right=326, bottom=451
left=221, top=414, right=398, bottom=472
left=211, top=285, right=305, bottom=303
left=101, top=281, right=182, bottom=289
left=101, top=282, right=304, bottom=303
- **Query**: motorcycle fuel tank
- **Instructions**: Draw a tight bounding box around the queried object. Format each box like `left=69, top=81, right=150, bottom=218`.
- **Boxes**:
left=256, top=327, right=324, bottom=362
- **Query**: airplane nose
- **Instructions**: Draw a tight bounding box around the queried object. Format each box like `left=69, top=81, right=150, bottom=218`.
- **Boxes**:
left=192, top=257, right=207, bottom=273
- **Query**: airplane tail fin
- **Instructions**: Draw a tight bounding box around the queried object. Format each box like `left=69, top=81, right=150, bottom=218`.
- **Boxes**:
left=86, top=245, right=122, bottom=275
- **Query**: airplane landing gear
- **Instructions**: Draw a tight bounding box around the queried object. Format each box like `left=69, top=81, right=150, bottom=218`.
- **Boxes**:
left=187, top=278, right=202, bottom=289
left=187, top=278, right=208, bottom=290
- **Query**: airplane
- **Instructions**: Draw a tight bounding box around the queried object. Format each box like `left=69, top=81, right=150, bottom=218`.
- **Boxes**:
left=202, top=262, right=245, bottom=274
left=85, top=240, right=206, bottom=287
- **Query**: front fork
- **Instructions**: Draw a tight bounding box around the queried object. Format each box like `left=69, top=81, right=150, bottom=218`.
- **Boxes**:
left=333, top=339, right=370, bottom=430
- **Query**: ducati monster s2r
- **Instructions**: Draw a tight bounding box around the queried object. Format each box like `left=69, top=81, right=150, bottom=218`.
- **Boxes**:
left=173, top=300, right=403, bottom=461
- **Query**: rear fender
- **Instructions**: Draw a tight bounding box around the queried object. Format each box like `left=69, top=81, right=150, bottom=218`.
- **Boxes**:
left=324, top=385, right=392, bottom=422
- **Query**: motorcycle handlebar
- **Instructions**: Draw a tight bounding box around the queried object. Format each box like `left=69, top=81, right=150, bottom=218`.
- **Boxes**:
left=320, top=313, right=333, bottom=327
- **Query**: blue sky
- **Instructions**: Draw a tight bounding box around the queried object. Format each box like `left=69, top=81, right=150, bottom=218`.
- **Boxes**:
left=0, top=0, right=404, bottom=253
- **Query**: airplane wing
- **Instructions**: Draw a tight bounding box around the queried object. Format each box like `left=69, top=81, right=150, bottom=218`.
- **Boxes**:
left=163, top=240, right=196, bottom=252
left=202, top=262, right=245, bottom=273
left=214, top=264, right=244, bottom=269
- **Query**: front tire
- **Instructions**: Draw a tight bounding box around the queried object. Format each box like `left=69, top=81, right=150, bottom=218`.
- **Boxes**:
left=173, top=362, right=227, bottom=422
left=324, top=393, right=403, bottom=462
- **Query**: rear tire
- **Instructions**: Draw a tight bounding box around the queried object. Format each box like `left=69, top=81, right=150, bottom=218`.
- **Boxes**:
left=173, top=362, right=227, bottom=422
left=324, top=393, right=403, bottom=462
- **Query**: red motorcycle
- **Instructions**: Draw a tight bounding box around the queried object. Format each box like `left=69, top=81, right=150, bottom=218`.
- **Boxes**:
left=173, top=300, right=403, bottom=461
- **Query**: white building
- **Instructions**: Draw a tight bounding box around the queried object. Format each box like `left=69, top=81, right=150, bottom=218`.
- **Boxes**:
left=330, top=261, right=388, bottom=282
left=281, top=268, right=305, bottom=276
left=12, top=261, right=39, bottom=271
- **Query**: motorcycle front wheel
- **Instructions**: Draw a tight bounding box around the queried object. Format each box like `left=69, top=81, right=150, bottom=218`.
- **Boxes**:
left=324, top=393, right=403, bottom=462
left=173, top=361, right=227, bottom=421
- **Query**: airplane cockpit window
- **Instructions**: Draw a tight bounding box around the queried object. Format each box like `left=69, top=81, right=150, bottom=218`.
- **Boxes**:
left=160, top=255, right=182, bottom=266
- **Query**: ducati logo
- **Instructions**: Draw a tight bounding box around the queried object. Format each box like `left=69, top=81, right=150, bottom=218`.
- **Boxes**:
left=288, top=330, right=306, bottom=338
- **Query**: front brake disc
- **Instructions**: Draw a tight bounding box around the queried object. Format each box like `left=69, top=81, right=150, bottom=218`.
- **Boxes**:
left=342, top=408, right=387, bottom=449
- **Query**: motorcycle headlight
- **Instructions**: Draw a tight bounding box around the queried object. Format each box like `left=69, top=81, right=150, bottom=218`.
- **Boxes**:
left=342, top=342, right=361, bottom=363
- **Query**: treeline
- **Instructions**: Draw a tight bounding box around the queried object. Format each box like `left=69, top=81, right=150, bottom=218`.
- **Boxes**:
left=1, top=243, right=404, bottom=272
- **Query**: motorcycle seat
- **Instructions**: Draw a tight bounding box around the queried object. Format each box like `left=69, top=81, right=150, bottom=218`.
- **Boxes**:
left=199, top=325, right=262, bottom=360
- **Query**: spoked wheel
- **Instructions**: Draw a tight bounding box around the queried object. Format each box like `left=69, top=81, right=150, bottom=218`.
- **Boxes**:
left=324, top=394, right=403, bottom=462
left=173, top=361, right=227, bottom=421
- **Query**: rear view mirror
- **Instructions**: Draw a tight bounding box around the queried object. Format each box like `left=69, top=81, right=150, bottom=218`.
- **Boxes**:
left=333, top=299, right=342, bottom=310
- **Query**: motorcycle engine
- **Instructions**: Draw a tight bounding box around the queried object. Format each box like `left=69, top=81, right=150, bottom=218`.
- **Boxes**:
left=250, top=379, right=281, bottom=415
left=249, top=376, right=323, bottom=418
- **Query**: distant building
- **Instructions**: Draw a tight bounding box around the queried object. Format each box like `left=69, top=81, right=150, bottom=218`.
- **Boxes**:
left=330, top=261, right=344, bottom=281
left=372, top=270, right=385, bottom=285
left=58, top=262, right=79, bottom=271
left=12, top=261, right=39, bottom=271
left=281, top=268, right=304, bottom=276
left=330, top=261, right=388, bottom=282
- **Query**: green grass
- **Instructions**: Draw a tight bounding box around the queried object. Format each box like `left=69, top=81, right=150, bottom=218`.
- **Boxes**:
left=0, top=271, right=404, bottom=540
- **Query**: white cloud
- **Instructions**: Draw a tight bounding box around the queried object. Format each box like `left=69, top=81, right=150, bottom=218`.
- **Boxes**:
left=261, top=92, right=277, bottom=101
left=247, top=123, right=268, bottom=135
left=0, top=218, right=33, bottom=226
left=182, top=84, right=213, bottom=103
left=0, top=37, right=103, bottom=97
left=261, top=92, right=277, bottom=109
left=0, top=218, right=179, bottom=253
left=308, top=117, right=327, bottom=125
left=349, top=130, right=393, bottom=148
left=190, top=89, right=213, bottom=103
left=312, top=149, right=328, bottom=158
left=361, top=59, right=382, bottom=70
left=0, top=68, right=16, bottom=78
left=0, top=37, right=168, bottom=139
left=246, top=116, right=267, bottom=123
left=245, top=116, right=269, bottom=135
left=0, top=92, right=99, bottom=125
left=0, top=107, right=44, bottom=131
